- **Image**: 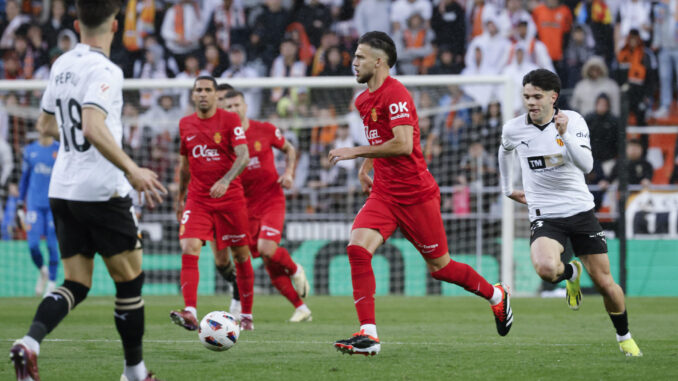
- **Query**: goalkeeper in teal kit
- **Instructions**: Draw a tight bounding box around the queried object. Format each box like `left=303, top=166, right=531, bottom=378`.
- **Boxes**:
left=18, top=133, right=60, bottom=297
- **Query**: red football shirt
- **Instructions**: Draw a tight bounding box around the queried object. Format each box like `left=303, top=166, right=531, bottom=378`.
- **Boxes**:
left=179, top=108, right=247, bottom=208
left=240, top=120, right=286, bottom=216
left=355, top=76, right=439, bottom=205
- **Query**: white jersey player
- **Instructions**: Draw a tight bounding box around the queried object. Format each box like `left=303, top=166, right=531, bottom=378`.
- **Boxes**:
left=498, top=69, right=642, bottom=357
left=9, top=1, right=166, bottom=381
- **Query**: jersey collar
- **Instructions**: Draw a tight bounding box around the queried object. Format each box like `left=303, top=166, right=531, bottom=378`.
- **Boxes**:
left=526, top=108, right=558, bottom=131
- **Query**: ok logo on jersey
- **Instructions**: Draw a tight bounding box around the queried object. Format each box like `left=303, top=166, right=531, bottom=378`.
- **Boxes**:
left=389, top=102, right=408, bottom=114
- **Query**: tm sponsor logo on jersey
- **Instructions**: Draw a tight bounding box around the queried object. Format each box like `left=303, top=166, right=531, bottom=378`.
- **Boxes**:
left=192, top=145, right=220, bottom=160
left=527, top=154, right=564, bottom=171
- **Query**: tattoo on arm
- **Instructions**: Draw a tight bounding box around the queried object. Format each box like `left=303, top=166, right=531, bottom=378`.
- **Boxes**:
left=221, top=144, right=250, bottom=183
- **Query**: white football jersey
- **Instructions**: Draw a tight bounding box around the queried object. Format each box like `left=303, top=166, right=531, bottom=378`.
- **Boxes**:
left=501, top=109, right=595, bottom=221
left=41, top=43, right=131, bottom=201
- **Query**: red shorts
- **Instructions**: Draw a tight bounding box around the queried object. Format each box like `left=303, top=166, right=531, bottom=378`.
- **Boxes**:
left=179, top=198, right=249, bottom=250
left=247, top=202, right=285, bottom=257
left=352, top=195, right=449, bottom=258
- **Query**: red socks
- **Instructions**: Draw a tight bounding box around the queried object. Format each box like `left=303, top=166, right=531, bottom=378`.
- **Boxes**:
left=180, top=254, right=200, bottom=308
left=347, top=245, right=376, bottom=325
left=269, top=247, right=297, bottom=274
left=264, top=258, right=303, bottom=308
left=431, top=260, right=494, bottom=300
left=235, top=257, right=254, bottom=314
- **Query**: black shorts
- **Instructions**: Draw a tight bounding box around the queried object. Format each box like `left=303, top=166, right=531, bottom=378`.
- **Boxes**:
left=49, top=197, right=141, bottom=259
left=529, top=209, right=607, bottom=256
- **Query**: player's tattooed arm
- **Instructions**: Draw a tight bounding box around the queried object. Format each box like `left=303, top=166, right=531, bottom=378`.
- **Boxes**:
left=210, top=144, right=249, bottom=198
left=277, top=140, right=296, bottom=189
left=36, top=112, right=59, bottom=140
left=176, top=155, right=190, bottom=222
left=328, top=125, right=413, bottom=164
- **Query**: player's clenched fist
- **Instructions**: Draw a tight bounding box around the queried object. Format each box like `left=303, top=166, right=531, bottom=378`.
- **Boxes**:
left=554, top=112, right=569, bottom=135
left=210, top=179, right=230, bottom=198
left=328, top=147, right=357, bottom=165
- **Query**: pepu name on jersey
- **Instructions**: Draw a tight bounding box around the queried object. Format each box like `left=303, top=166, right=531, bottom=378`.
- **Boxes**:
left=54, top=71, right=79, bottom=86
left=527, top=154, right=565, bottom=172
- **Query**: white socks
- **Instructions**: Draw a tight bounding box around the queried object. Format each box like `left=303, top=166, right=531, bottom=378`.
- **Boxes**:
left=360, top=324, right=378, bottom=338
left=184, top=306, right=197, bottom=319
left=489, top=285, right=503, bottom=306
left=616, top=332, right=632, bottom=342
left=296, top=304, right=310, bottom=313
left=569, top=263, right=579, bottom=282
left=22, top=335, right=40, bottom=355
left=124, top=360, right=147, bottom=381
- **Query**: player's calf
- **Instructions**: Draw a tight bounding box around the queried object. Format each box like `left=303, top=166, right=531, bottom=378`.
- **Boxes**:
left=114, top=272, right=148, bottom=381
left=27, top=280, right=90, bottom=346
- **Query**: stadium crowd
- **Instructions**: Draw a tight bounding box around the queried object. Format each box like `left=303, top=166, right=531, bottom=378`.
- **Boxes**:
left=2, top=0, right=678, bottom=236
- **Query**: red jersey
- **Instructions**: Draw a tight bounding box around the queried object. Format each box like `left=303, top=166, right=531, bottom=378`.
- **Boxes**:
left=179, top=108, right=247, bottom=208
left=355, top=76, right=438, bottom=205
left=240, top=120, right=286, bottom=217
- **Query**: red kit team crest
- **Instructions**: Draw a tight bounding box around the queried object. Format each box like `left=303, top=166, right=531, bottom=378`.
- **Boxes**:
left=254, top=141, right=262, bottom=152
left=214, top=132, right=222, bottom=144
left=371, top=108, right=377, bottom=122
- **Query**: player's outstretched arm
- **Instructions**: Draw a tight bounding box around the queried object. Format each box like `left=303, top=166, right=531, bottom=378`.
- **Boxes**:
left=498, top=144, right=527, bottom=205
left=277, top=140, right=296, bottom=189
left=210, top=144, right=249, bottom=198
left=358, top=158, right=374, bottom=194
left=81, top=107, right=167, bottom=207
left=328, top=125, right=413, bottom=164
left=176, top=155, right=190, bottom=222
left=35, top=112, right=59, bottom=140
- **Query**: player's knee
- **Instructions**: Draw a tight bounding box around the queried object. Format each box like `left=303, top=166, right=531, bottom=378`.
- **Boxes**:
left=55, top=280, right=90, bottom=311
left=28, top=242, right=41, bottom=252
left=535, top=263, right=559, bottom=282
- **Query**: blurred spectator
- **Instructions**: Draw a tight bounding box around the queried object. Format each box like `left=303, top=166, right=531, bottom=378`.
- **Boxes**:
left=503, top=45, right=539, bottom=113
left=0, top=0, right=30, bottom=50
left=139, top=94, right=184, bottom=139
left=285, top=22, right=315, bottom=66
left=294, top=0, right=332, bottom=48
left=497, top=0, right=536, bottom=40
left=651, top=0, right=678, bottom=119
left=459, top=140, right=498, bottom=188
left=319, top=46, right=351, bottom=76
left=42, top=0, right=75, bottom=50
left=512, top=20, right=555, bottom=72
left=122, top=103, right=144, bottom=163
left=33, top=47, right=63, bottom=80
left=250, top=0, right=291, bottom=68
left=468, top=0, right=500, bottom=39
left=394, top=13, right=436, bottom=75
left=571, top=56, right=621, bottom=116
left=132, top=35, right=177, bottom=108
left=161, top=0, right=204, bottom=65
left=0, top=51, right=23, bottom=79
left=390, top=0, right=432, bottom=33
left=532, top=0, right=573, bottom=80
left=462, top=46, right=501, bottom=108
left=332, top=124, right=356, bottom=184
left=429, top=45, right=463, bottom=74
left=616, top=29, right=657, bottom=126
left=203, top=44, right=228, bottom=76
left=603, top=139, right=654, bottom=188
left=354, top=0, right=391, bottom=37
left=220, top=44, right=262, bottom=118
left=309, top=30, right=340, bottom=76
left=431, top=0, right=465, bottom=58
left=614, top=0, right=651, bottom=50
left=465, top=17, right=510, bottom=75
left=270, top=38, right=307, bottom=103
left=585, top=93, right=619, bottom=175
left=56, top=28, right=77, bottom=52
left=563, top=24, right=595, bottom=88
left=574, top=0, right=614, bottom=65
left=13, top=34, right=39, bottom=79
left=208, top=0, right=248, bottom=53
left=121, top=0, right=156, bottom=52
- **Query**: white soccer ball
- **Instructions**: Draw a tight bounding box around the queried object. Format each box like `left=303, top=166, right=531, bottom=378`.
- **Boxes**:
left=198, top=311, right=240, bottom=351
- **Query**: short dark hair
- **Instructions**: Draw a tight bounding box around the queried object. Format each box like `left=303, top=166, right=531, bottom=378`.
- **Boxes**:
left=522, top=69, right=561, bottom=94
left=76, top=0, right=122, bottom=29
left=194, top=75, right=217, bottom=90
left=358, top=31, right=397, bottom=68
left=217, top=83, right=233, bottom=92
left=224, top=90, right=245, bottom=99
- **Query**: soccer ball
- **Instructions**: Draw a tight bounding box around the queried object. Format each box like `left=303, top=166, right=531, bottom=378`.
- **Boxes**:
left=198, top=311, right=240, bottom=351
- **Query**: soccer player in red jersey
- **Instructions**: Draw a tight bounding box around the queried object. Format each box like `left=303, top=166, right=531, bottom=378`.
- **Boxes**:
left=170, top=76, right=256, bottom=331
left=329, top=32, right=513, bottom=356
left=222, top=90, right=312, bottom=322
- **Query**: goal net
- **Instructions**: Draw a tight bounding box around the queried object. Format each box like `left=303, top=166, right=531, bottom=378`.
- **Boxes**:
left=1, top=75, right=529, bottom=298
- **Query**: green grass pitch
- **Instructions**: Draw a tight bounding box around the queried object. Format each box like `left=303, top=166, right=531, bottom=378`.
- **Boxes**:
left=1, top=295, right=677, bottom=380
